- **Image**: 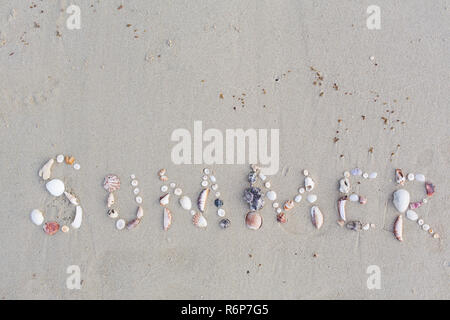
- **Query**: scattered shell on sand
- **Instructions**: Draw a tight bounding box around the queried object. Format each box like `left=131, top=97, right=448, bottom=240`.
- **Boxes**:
left=305, top=176, right=315, bottom=192
left=179, top=195, right=192, bottom=210
left=339, top=178, right=350, bottom=194
left=409, top=201, right=423, bottom=210
left=103, top=174, right=121, bottom=192
left=219, top=218, right=231, bottom=229
left=135, top=196, right=143, bottom=204
left=311, top=206, right=323, bottom=229
left=210, top=175, right=217, bottom=183
left=159, top=193, right=170, bottom=206
left=174, top=188, right=182, bottom=196
left=298, top=187, right=305, bottom=194
left=407, top=173, right=415, bottom=181
left=73, top=163, right=80, bottom=170
left=107, top=192, right=115, bottom=208
left=56, top=154, right=64, bottom=163
left=349, top=194, right=359, bottom=202
left=38, top=158, right=54, bottom=180
left=30, top=209, right=44, bottom=226
left=351, top=168, right=362, bottom=176
left=127, top=218, right=141, bottom=230
left=217, top=208, right=225, bottom=217
left=394, top=215, right=403, bottom=241
left=415, top=174, right=425, bottom=182
left=64, top=191, right=79, bottom=206
left=46, top=179, right=65, bottom=197
left=283, top=200, right=294, bottom=211
left=338, top=196, right=347, bottom=222
left=359, top=196, right=367, bottom=205
left=197, top=188, right=209, bottom=213
left=203, top=168, right=210, bottom=175
left=71, top=206, right=83, bottom=229
left=303, top=169, right=309, bottom=176
left=193, top=212, right=207, bottom=228
left=417, top=219, right=424, bottom=226
left=61, top=225, right=69, bottom=233
left=266, top=190, right=277, bottom=201
left=163, top=207, right=172, bottom=231
left=116, top=219, right=126, bottom=230
left=393, top=189, right=410, bottom=213
left=422, top=224, right=430, bottom=231
left=425, top=182, right=435, bottom=197
left=65, top=156, right=75, bottom=165
left=406, top=210, right=418, bottom=221
left=395, top=169, right=406, bottom=185
left=201, top=180, right=209, bottom=187
left=246, top=211, right=262, bottom=230
left=131, top=180, right=138, bottom=187
left=43, top=222, right=60, bottom=235
left=276, top=212, right=287, bottom=223
left=107, top=209, right=119, bottom=219
left=161, top=185, right=168, bottom=192
left=294, top=194, right=302, bottom=203
left=136, top=206, right=144, bottom=219
left=307, top=194, right=317, bottom=203
left=362, top=172, right=369, bottom=179
left=369, top=172, right=377, bottom=179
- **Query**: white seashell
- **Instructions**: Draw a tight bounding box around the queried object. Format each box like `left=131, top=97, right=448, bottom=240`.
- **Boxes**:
left=406, top=210, right=418, bottom=221
left=71, top=206, right=83, bottom=229
left=369, top=172, right=377, bottom=179
left=160, top=193, right=170, bottom=206
left=136, top=206, right=144, bottom=219
left=415, top=174, right=425, bottom=182
left=201, top=180, right=208, bottom=187
left=131, top=180, right=138, bottom=187
left=193, top=213, right=207, bottom=228
left=407, top=173, right=415, bottom=181
left=203, top=168, right=210, bottom=175
left=303, top=169, right=309, bottom=176
left=349, top=194, right=359, bottom=202
left=190, top=210, right=196, bottom=215
left=161, top=185, right=168, bottom=192
left=265, top=182, right=271, bottom=188
left=30, top=209, right=44, bottom=226
left=344, top=171, right=350, bottom=178
left=107, top=192, right=115, bottom=208
left=73, top=163, right=80, bottom=170
left=417, top=219, right=424, bottom=226
left=39, top=159, right=54, bottom=180
left=211, top=184, right=218, bottom=191
left=197, top=188, right=209, bottom=213
left=394, top=215, right=403, bottom=241
left=363, top=172, right=369, bottom=179
left=259, top=173, right=266, bottom=181
left=130, top=174, right=136, bottom=179
left=338, top=196, right=347, bottom=222
left=210, top=175, right=216, bottom=183
left=163, top=207, right=172, bottom=231
left=310, top=206, right=323, bottom=229
left=393, top=189, right=410, bottom=213
left=64, top=191, right=79, bottom=205
left=61, top=225, right=69, bottom=233
left=294, top=194, right=302, bottom=203
left=299, top=187, right=305, bottom=194
left=339, top=178, right=350, bottom=194
left=307, top=194, right=317, bottom=203
left=56, top=154, right=64, bottom=163
left=179, top=196, right=192, bottom=210
left=116, top=219, right=126, bottom=230
left=422, top=224, right=430, bottom=231
left=273, top=202, right=279, bottom=208
left=395, top=169, right=406, bottom=185
left=127, top=218, right=141, bottom=230
left=362, top=223, right=370, bottom=231
left=170, top=182, right=176, bottom=188
left=135, top=196, right=143, bottom=204
left=266, top=190, right=277, bottom=201
left=215, top=192, right=220, bottom=197
left=46, top=179, right=65, bottom=197
left=217, top=208, right=225, bottom=217
left=276, top=208, right=282, bottom=214
left=174, top=188, right=182, bottom=196
left=133, top=188, right=140, bottom=195
left=202, top=175, right=208, bottom=180
left=304, top=177, right=315, bottom=192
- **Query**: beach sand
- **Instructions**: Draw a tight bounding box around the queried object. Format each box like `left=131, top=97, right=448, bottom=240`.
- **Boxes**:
left=0, top=0, right=448, bottom=299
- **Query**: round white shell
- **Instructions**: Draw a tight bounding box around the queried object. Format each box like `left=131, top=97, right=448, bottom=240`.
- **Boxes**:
left=116, top=219, right=126, bottom=230
left=349, top=194, right=359, bottom=202
left=294, top=194, right=302, bottom=203
left=406, top=210, right=418, bottom=221
left=174, top=188, right=182, bottom=196
left=369, top=172, right=377, bottom=179
left=415, top=174, right=425, bottom=182
left=422, top=224, right=430, bottom=231
left=45, top=179, right=65, bottom=197
left=307, top=194, right=317, bottom=203
left=179, top=196, right=192, bottom=210
left=217, top=208, right=225, bottom=217
left=266, top=190, right=277, bottom=201
left=56, top=154, right=64, bottom=163
left=30, top=209, right=44, bottom=226
left=393, top=189, right=410, bottom=213
left=407, top=173, right=415, bottom=181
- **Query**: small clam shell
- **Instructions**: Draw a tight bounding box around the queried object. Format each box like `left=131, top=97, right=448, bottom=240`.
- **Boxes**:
left=163, top=207, right=172, bottom=231
left=127, top=218, right=141, bottom=230
left=339, top=177, right=350, bottom=194
left=107, top=192, right=115, bottom=208
left=64, top=191, right=79, bottom=206
left=394, top=215, right=403, bottom=241
left=56, top=154, right=64, bottom=163
left=283, top=200, right=294, bottom=211
left=159, top=193, right=170, bottom=206
left=304, top=176, right=315, bottom=192
left=193, top=212, right=207, bottom=228
left=71, top=206, right=83, bottom=229
left=179, top=195, right=192, bottom=210
left=407, top=173, right=415, bottom=181
left=46, top=179, right=65, bottom=197
left=30, top=209, right=44, bottom=226
left=338, top=196, right=347, bottom=222
left=406, top=210, right=418, bottom=221
left=116, top=219, right=126, bottom=230
left=43, top=222, right=60, bottom=235
left=395, top=169, right=406, bottom=185
left=38, top=158, right=54, bottom=180
left=217, top=208, right=225, bottom=217
left=393, top=189, right=410, bottom=213
left=276, top=212, right=287, bottom=224
left=310, top=206, right=323, bottom=229
left=245, top=211, right=262, bottom=230
left=197, top=188, right=209, bottom=213
left=103, top=174, right=121, bottom=193
left=425, top=182, right=435, bottom=197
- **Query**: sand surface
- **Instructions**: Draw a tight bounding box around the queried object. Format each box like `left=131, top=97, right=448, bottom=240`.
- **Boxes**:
left=0, top=1, right=449, bottom=299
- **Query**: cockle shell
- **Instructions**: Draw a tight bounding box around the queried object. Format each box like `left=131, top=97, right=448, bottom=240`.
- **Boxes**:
left=310, top=206, right=323, bottom=229
left=276, top=212, right=287, bottom=223
left=46, top=179, right=65, bottom=197
left=339, top=178, right=350, bottom=194
left=38, top=158, right=54, bottom=180
left=136, top=206, right=144, bottom=219
left=425, top=182, right=435, bottom=196
left=163, top=207, right=172, bottom=231
left=406, top=210, right=418, bottom=221
left=395, top=169, right=406, bottom=185
left=245, top=211, right=262, bottom=230
left=127, top=218, right=141, bottom=230
left=159, top=193, right=170, bottom=206
left=394, top=215, right=403, bottom=241
left=197, top=188, right=209, bottom=213
left=43, top=222, right=59, bottom=235
left=338, top=196, right=347, bottom=222
left=179, top=196, right=192, bottom=210
left=393, top=189, right=410, bottom=213
left=193, top=212, right=207, bottom=228
left=409, top=201, right=423, bottom=210
left=64, top=191, right=79, bottom=205
left=103, top=174, right=121, bottom=192
left=283, top=200, right=294, bottom=211
left=71, top=206, right=82, bottom=229
left=107, top=192, right=115, bottom=208
left=304, top=177, right=315, bottom=192
left=30, top=209, right=44, bottom=226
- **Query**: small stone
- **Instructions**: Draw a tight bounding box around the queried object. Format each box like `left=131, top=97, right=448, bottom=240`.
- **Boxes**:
left=215, top=192, right=220, bottom=197
left=369, top=56, right=375, bottom=61
left=406, top=210, right=418, bottom=221
left=219, top=218, right=231, bottom=229
left=303, top=169, right=309, bottom=176
left=56, top=154, right=64, bottom=163
left=259, top=173, right=267, bottom=181
left=265, top=182, right=271, bottom=188
left=369, top=172, right=377, bottom=179
left=116, top=219, right=126, bottom=230
left=214, top=199, right=223, bottom=207
left=73, top=163, right=81, bottom=170
left=351, top=168, right=362, bottom=176
left=248, top=171, right=258, bottom=184
left=211, top=184, right=218, bottom=191
left=363, top=172, right=369, bottom=179
left=362, top=223, right=370, bottom=231
left=170, top=182, right=176, bottom=188
left=217, top=208, right=225, bottom=217
left=210, top=175, right=216, bottom=183
left=415, top=174, right=425, bottom=182
left=161, top=185, right=168, bottom=192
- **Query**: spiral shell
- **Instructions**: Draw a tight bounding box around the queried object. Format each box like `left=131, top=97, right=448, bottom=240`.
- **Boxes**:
left=103, top=174, right=121, bottom=193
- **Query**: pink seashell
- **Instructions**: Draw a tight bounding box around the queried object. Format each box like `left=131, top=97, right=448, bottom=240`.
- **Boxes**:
left=425, top=182, right=435, bottom=197
left=409, top=201, right=423, bottom=210
left=43, top=222, right=60, bottom=235
left=359, top=196, right=367, bottom=205
left=276, top=212, right=287, bottom=223
left=245, top=211, right=262, bottom=230
left=126, top=218, right=141, bottom=230
left=103, top=174, right=121, bottom=192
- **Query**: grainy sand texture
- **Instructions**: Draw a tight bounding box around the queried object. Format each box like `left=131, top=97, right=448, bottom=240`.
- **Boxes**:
left=0, top=1, right=449, bottom=299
